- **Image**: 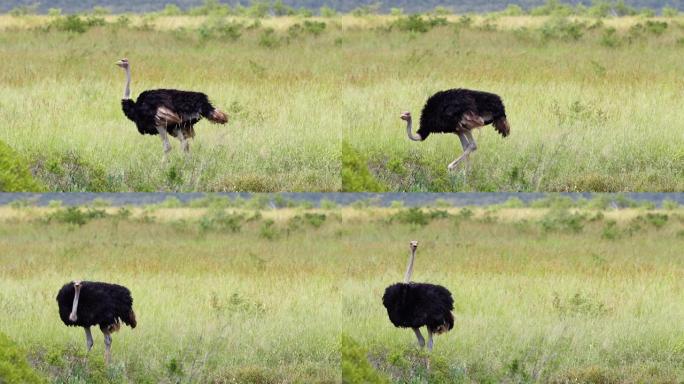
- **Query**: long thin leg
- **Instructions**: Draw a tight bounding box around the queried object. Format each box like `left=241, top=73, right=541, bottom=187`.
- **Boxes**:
left=157, top=126, right=172, bottom=160
left=464, top=130, right=477, bottom=152
left=413, top=327, right=426, bottom=348
left=177, top=129, right=190, bottom=154
left=84, top=327, right=93, bottom=352
left=447, top=132, right=474, bottom=170
left=427, top=329, right=434, bottom=351
left=103, top=331, right=112, bottom=365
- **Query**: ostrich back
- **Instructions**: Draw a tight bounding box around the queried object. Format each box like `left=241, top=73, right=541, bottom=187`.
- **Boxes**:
left=56, top=281, right=136, bottom=329
left=382, top=282, right=454, bottom=333
left=418, top=88, right=507, bottom=139
left=122, top=89, right=217, bottom=135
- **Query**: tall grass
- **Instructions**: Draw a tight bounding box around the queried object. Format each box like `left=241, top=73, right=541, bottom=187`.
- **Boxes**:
left=0, top=205, right=682, bottom=382
left=1, top=15, right=682, bottom=192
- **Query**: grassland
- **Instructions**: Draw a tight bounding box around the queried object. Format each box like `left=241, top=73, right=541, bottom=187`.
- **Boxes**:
left=0, top=202, right=682, bottom=382
left=1, top=14, right=682, bottom=192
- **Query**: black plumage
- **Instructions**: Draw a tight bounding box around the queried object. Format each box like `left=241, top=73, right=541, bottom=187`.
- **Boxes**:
left=382, top=282, right=454, bottom=334
left=56, top=281, right=136, bottom=364
left=121, top=89, right=225, bottom=137
left=402, top=88, right=510, bottom=170
left=56, top=281, right=136, bottom=330
left=417, top=88, right=509, bottom=140
left=381, top=241, right=454, bottom=350
left=116, top=58, right=228, bottom=155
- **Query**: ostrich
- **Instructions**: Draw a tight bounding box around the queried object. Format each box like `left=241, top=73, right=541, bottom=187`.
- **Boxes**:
left=56, top=280, right=136, bottom=364
left=402, top=88, right=510, bottom=170
left=382, top=241, right=454, bottom=351
left=116, top=58, right=228, bottom=157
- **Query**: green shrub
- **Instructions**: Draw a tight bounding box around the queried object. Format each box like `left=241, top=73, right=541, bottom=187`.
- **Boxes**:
left=199, top=209, right=243, bottom=232
left=600, top=27, right=620, bottom=47
left=341, top=334, right=389, bottom=384
left=259, top=28, right=280, bottom=48
left=320, top=6, right=337, bottom=17
left=601, top=220, right=620, bottom=240
left=47, top=207, right=107, bottom=226
left=539, top=209, right=585, bottom=233
left=645, top=20, right=668, bottom=35
left=303, top=20, right=326, bottom=36
left=0, top=140, right=44, bottom=192
left=259, top=219, right=278, bottom=240
left=662, top=6, right=679, bottom=17
left=540, top=17, right=585, bottom=41
left=304, top=213, right=326, bottom=228
left=0, top=332, right=45, bottom=384
left=198, top=17, right=242, bottom=41
left=341, top=142, right=386, bottom=192
left=48, top=15, right=105, bottom=33
left=392, top=14, right=448, bottom=33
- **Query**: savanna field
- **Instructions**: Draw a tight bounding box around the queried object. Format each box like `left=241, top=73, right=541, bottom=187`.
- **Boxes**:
left=0, top=197, right=683, bottom=383
left=1, top=13, right=683, bottom=192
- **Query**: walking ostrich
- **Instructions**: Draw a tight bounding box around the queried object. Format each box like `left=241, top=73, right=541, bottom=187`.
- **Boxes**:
left=116, top=58, right=228, bottom=157
left=402, top=88, right=510, bottom=170
left=56, top=281, right=136, bottom=364
left=382, top=241, right=454, bottom=351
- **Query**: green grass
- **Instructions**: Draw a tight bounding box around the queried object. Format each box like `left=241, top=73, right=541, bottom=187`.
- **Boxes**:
left=1, top=15, right=683, bottom=191
left=0, top=205, right=683, bottom=382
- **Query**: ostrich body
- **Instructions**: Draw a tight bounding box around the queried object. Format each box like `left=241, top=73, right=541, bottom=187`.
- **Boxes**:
left=56, top=281, right=136, bottom=364
left=116, top=58, right=228, bottom=157
left=382, top=241, right=454, bottom=351
left=402, top=88, right=510, bottom=170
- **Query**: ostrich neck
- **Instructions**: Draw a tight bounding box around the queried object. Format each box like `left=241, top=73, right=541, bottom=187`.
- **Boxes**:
left=123, top=67, right=131, bottom=100
left=406, top=118, right=422, bottom=141
left=404, top=248, right=416, bottom=283
left=69, top=286, right=81, bottom=320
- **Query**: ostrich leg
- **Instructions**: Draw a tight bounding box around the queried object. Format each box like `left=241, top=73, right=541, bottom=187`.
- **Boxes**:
left=103, top=331, right=112, bottom=365
left=447, top=133, right=474, bottom=170
left=427, top=329, right=434, bottom=351
left=157, top=126, right=172, bottom=160
left=84, top=327, right=93, bottom=352
left=412, top=328, right=426, bottom=348
left=178, top=129, right=189, bottom=154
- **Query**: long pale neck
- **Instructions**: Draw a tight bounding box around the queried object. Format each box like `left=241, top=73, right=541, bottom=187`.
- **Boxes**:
left=69, top=286, right=81, bottom=321
left=403, top=248, right=416, bottom=283
left=406, top=118, right=422, bottom=141
left=123, top=67, right=131, bottom=100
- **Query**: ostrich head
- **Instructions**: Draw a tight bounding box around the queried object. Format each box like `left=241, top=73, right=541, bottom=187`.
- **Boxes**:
left=116, top=58, right=132, bottom=99
left=115, top=58, right=129, bottom=69
left=409, top=240, right=418, bottom=251
left=69, top=280, right=83, bottom=322
left=402, top=111, right=422, bottom=141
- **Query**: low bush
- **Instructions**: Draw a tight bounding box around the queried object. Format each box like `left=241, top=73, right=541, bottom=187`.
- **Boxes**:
left=0, top=332, right=46, bottom=384
left=0, top=140, right=44, bottom=192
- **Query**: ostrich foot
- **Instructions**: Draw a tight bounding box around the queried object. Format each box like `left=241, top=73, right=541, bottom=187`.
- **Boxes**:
left=447, top=156, right=469, bottom=171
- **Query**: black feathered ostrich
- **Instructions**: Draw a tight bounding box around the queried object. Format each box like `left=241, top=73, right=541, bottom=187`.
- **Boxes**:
left=56, top=280, right=136, bottom=364
left=116, top=58, right=228, bottom=157
left=382, top=241, right=454, bottom=351
left=402, top=88, right=510, bottom=170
